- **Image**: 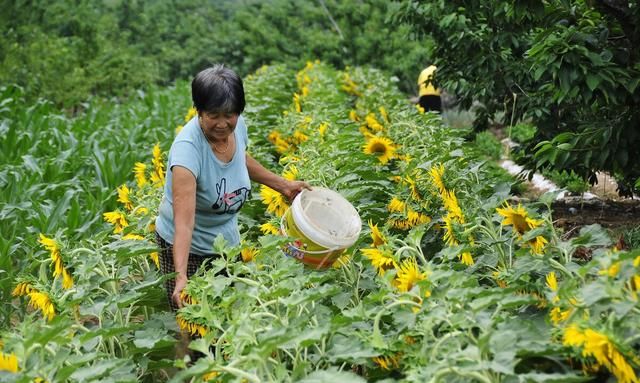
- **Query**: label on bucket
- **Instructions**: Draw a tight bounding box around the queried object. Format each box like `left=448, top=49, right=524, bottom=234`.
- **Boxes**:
left=282, top=239, right=307, bottom=260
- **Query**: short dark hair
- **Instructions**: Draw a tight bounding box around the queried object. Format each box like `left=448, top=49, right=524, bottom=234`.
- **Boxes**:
left=191, top=64, right=245, bottom=114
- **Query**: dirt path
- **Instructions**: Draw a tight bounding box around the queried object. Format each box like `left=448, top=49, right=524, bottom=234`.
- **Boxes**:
left=551, top=198, right=640, bottom=229
left=497, top=140, right=639, bottom=231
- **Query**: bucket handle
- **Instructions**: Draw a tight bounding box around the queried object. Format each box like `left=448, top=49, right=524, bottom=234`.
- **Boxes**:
left=280, top=208, right=340, bottom=254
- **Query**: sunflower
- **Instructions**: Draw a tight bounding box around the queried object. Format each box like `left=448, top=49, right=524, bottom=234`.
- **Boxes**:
left=496, top=203, right=542, bottom=235
left=260, top=186, right=289, bottom=217
left=179, top=290, right=198, bottom=305
left=601, top=261, right=621, bottom=278
left=39, top=234, right=73, bottom=288
left=318, top=122, right=329, bottom=136
left=395, top=258, right=427, bottom=292
left=365, top=113, right=385, bottom=132
left=282, top=165, right=299, bottom=181
left=268, top=130, right=281, bottom=143
left=151, top=143, right=165, bottom=187
left=149, top=252, right=160, bottom=268
left=429, top=163, right=446, bottom=195
left=291, top=130, right=309, bottom=145
left=293, top=93, right=302, bottom=113
left=241, top=247, right=258, bottom=262
left=133, top=162, right=147, bottom=188
left=379, top=106, right=389, bottom=123
left=332, top=253, right=351, bottom=269
left=134, top=206, right=149, bottom=215
left=442, top=213, right=459, bottom=247
left=61, top=269, right=73, bottom=289
left=403, top=175, right=422, bottom=201
left=372, top=354, right=400, bottom=370
left=461, top=252, right=474, bottom=266
left=123, top=233, right=144, bottom=240
left=184, top=106, right=197, bottom=122
left=363, top=136, right=396, bottom=165
left=497, top=203, right=548, bottom=253
left=103, top=211, right=129, bottom=233
left=274, top=136, right=291, bottom=154
left=407, top=209, right=431, bottom=226
left=492, top=271, right=508, bottom=288
left=396, top=154, right=412, bottom=163
left=563, top=326, right=638, bottom=383
left=442, top=214, right=474, bottom=266
left=359, top=126, right=375, bottom=139
left=202, top=371, right=219, bottom=381
left=546, top=271, right=558, bottom=291
left=176, top=314, right=207, bottom=337
left=28, top=291, right=55, bottom=321
left=441, top=190, right=464, bottom=222
left=361, top=248, right=396, bottom=275
left=550, top=307, right=572, bottom=325
left=368, top=220, right=386, bottom=247
left=389, top=218, right=411, bottom=231
left=12, top=282, right=33, bottom=297
left=117, top=185, right=133, bottom=210
left=259, top=222, right=280, bottom=235
left=38, top=234, right=59, bottom=257
left=0, top=352, right=18, bottom=373
left=388, top=197, right=406, bottom=213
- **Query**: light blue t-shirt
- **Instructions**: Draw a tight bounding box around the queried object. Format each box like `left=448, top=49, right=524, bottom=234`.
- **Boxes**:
left=155, top=115, right=251, bottom=255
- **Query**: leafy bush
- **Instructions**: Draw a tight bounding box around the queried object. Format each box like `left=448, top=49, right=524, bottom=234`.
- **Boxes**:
left=542, top=169, right=591, bottom=195
left=472, top=130, right=503, bottom=160
left=392, top=0, right=640, bottom=195
left=507, top=122, right=537, bottom=144
left=0, top=0, right=431, bottom=107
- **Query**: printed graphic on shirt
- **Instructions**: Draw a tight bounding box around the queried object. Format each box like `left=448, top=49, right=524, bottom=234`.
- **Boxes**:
left=211, top=178, right=250, bottom=214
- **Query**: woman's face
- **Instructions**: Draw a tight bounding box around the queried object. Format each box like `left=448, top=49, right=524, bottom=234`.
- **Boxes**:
left=199, top=111, right=238, bottom=141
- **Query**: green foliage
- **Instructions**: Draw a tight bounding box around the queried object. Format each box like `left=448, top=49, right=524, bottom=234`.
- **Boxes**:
left=3, top=62, right=640, bottom=382
left=507, top=122, right=537, bottom=144
left=0, top=83, right=190, bottom=326
left=622, top=225, right=640, bottom=250
left=0, top=0, right=431, bottom=107
left=472, top=131, right=503, bottom=160
left=392, top=0, right=640, bottom=194
left=542, top=169, right=591, bottom=195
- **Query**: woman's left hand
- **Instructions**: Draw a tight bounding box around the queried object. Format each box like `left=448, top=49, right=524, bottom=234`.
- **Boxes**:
left=280, top=180, right=312, bottom=202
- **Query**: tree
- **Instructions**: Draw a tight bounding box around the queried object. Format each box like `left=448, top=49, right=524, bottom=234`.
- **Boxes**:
left=391, top=0, right=640, bottom=194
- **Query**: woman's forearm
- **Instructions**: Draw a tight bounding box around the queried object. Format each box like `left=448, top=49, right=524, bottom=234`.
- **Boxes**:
left=173, top=225, right=192, bottom=279
left=171, top=166, right=197, bottom=280
left=246, top=154, right=312, bottom=201
left=246, top=153, right=286, bottom=192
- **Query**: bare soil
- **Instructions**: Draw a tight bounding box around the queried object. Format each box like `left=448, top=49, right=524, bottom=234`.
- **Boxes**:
left=550, top=197, right=640, bottom=230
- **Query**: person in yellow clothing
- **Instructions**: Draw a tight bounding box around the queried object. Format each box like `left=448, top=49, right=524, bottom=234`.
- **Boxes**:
left=417, top=65, right=442, bottom=112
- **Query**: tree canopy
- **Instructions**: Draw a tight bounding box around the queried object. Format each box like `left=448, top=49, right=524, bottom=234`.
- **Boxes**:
left=0, top=0, right=431, bottom=108
left=392, top=0, right=640, bottom=193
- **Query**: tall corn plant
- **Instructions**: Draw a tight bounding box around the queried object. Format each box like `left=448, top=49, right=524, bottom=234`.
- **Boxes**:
left=0, top=83, right=190, bottom=328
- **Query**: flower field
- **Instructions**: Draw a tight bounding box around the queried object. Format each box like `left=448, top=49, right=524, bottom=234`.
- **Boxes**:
left=2, top=62, right=640, bottom=382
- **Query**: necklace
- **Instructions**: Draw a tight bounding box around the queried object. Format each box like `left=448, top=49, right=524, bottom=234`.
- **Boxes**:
left=200, top=122, right=231, bottom=154
left=212, top=138, right=230, bottom=154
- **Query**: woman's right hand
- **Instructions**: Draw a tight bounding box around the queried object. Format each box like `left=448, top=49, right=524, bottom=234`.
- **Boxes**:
left=172, top=273, right=188, bottom=309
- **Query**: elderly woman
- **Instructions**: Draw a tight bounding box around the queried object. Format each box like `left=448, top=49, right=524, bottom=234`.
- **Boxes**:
left=155, top=64, right=310, bottom=311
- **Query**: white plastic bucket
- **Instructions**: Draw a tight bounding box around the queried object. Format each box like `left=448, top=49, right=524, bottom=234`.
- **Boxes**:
left=280, top=187, right=361, bottom=269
